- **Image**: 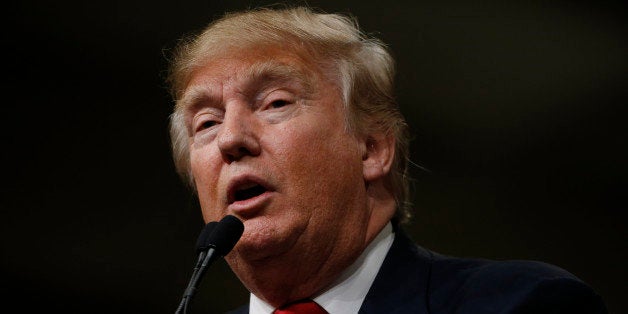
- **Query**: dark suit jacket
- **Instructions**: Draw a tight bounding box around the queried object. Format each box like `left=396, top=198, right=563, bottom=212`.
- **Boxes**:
left=227, top=226, right=607, bottom=313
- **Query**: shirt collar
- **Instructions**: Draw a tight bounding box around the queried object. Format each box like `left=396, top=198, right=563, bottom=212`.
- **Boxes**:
left=249, top=222, right=395, bottom=314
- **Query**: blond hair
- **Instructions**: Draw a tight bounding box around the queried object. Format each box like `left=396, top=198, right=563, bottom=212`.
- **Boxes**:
left=166, top=6, right=412, bottom=223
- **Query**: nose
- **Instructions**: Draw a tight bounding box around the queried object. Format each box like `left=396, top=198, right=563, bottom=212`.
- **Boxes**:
left=216, top=108, right=261, bottom=163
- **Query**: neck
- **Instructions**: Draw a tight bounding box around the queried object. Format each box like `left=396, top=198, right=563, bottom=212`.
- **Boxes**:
left=228, top=229, right=366, bottom=307
left=229, top=184, right=397, bottom=307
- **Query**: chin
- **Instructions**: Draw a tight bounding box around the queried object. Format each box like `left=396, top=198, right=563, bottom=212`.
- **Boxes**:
left=232, top=218, right=302, bottom=262
left=230, top=238, right=287, bottom=264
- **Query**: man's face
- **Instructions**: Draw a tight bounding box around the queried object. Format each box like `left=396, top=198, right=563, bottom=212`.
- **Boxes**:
left=182, top=47, right=372, bottom=268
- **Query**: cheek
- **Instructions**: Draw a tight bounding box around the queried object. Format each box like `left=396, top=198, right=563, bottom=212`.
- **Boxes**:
left=189, top=147, right=222, bottom=221
left=277, top=125, right=363, bottom=204
left=190, top=148, right=211, bottom=187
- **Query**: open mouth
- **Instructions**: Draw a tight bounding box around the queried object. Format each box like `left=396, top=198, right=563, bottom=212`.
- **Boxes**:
left=234, top=184, right=267, bottom=202
left=228, top=179, right=271, bottom=204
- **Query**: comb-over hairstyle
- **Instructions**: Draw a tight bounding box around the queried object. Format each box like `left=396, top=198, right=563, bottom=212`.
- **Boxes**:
left=167, top=6, right=412, bottom=223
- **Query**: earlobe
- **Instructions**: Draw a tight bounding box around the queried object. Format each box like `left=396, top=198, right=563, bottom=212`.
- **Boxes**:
left=362, top=133, right=395, bottom=182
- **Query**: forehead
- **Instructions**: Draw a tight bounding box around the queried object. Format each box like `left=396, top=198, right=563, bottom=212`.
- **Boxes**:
left=179, top=47, right=324, bottom=107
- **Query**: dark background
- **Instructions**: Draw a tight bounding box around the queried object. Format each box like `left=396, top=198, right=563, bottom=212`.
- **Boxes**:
left=4, top=0, right=626, bottom=313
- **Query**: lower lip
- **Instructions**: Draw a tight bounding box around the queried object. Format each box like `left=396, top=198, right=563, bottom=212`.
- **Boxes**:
left=228, top=191, right=274, bottom=216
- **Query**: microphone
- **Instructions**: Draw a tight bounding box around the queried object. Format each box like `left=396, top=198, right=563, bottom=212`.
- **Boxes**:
left=195, top=221, right=218, bottom=252
left=204, top=215, right=245, bottom=256
left=186, top=221, right=218, bottom=295
left=175, top=222, right=217, bottom=314
left=175, top=215, right=244, bottom=314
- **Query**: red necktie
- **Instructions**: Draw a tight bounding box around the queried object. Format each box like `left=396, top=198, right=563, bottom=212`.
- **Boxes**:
left=272, top=299, right=327, bottom=314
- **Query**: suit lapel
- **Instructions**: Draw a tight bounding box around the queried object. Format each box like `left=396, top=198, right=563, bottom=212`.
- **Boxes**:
left=359, top=227, right=433, bottom=314
left=225, top=303, right=249, bottom=314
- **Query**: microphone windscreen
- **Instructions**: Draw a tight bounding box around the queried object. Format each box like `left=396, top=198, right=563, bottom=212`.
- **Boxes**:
left=207, top=215, right=244, bottom=256
left=195, top=221, right=218, bottom=252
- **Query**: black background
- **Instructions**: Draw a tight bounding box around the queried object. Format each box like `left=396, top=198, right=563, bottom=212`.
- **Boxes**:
left=4, top=0, right=626, bottom=313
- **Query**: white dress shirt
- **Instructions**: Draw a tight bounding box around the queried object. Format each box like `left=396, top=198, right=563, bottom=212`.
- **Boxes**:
left=249, top=222, right=395, bottom=314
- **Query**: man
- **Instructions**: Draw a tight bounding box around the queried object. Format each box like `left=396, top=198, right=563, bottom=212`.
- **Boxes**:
left=167, top=6, right=607, bottom=314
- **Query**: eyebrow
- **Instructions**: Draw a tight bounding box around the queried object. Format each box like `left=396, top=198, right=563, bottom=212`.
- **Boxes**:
left=177, top=60, right=315, bottom=111
left=244, top=61, right=315, bottom=97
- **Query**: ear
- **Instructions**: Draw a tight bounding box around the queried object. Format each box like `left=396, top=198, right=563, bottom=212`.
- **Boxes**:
left=362, top=132, right=395, bottom=183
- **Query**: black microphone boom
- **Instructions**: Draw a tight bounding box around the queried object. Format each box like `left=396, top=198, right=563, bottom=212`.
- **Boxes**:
left=175, top=215, right=244, bottom=314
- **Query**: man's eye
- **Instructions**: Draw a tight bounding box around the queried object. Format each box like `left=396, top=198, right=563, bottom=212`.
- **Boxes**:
left=199, top=120, right=217, bottom=130
left=269, top=99, right=290, bottom=109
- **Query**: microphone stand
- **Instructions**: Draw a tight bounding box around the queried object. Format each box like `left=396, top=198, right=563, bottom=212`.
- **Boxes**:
left=175, top=247, right=218, bottom=314
left=174, top=215, right=243, bottom=314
